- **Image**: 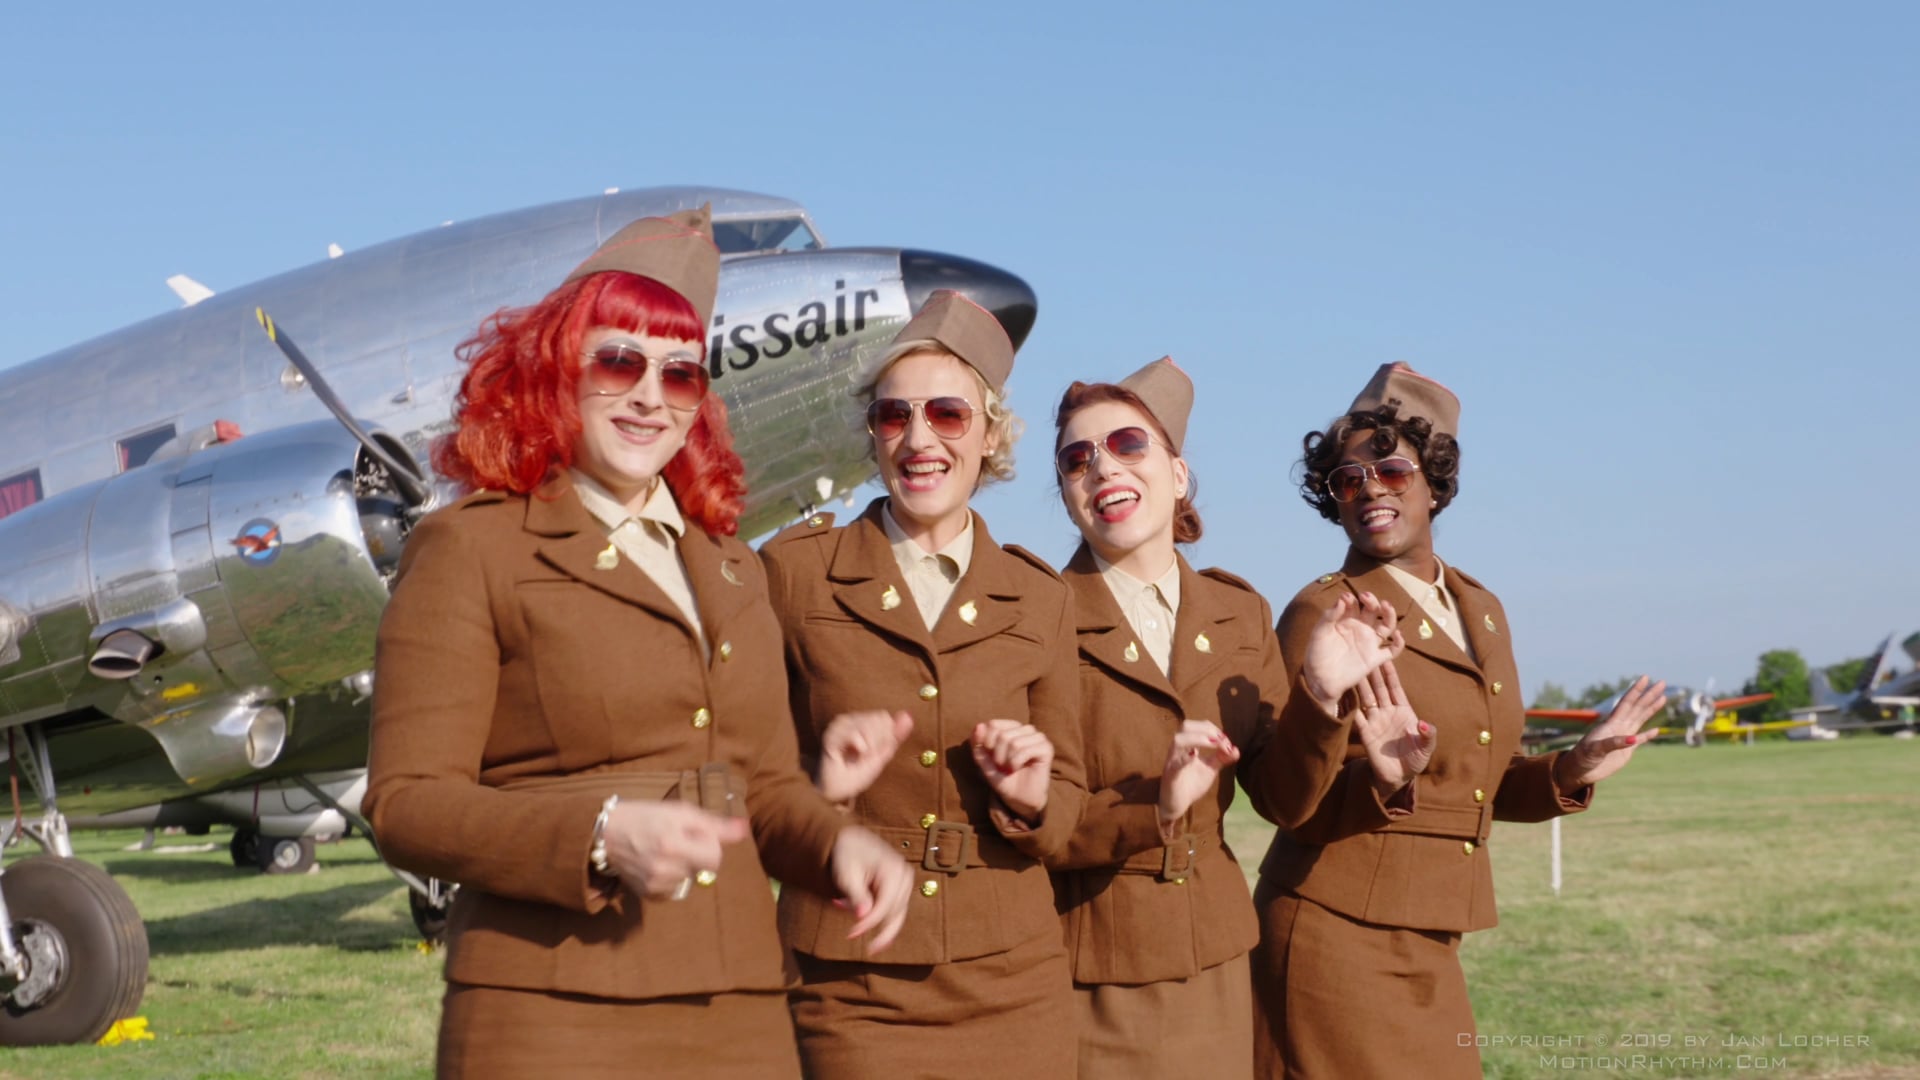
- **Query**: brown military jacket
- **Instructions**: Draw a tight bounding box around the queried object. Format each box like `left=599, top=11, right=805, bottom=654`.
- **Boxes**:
left=760, top=500, right=1086, bottom=966
left=364, top=474, right=847, bottom=1000
left=1052, top=547, right=1358, bottom=985
left=1257, top=549, right=1592, bottom=933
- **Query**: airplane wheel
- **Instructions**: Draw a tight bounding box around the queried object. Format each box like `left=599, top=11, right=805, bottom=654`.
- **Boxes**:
left=256, top=836, right=316, bottom=876
left=408, top=882, right=454, bottom=946
left=229, top=828, right=260, bottom=868
left=0, top=857, right=149, bottom=1046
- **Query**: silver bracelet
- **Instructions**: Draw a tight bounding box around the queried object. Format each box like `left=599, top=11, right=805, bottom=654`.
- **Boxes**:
left=590, top=794, right=620, bottom=876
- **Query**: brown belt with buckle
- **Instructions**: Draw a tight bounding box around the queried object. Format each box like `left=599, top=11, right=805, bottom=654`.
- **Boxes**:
left=496, top=761, right=746, bottom=819
left=866, top=819, right=1029, bottom=875
left=1113, top=832, right=1210, bottom=882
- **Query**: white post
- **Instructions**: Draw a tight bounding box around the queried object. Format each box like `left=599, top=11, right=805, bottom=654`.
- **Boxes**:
left=1550, top=816, right=1563, bottom=897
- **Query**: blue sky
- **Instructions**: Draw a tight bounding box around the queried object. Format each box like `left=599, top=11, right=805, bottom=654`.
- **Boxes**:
left=3, top=3, right=1915, bottom=699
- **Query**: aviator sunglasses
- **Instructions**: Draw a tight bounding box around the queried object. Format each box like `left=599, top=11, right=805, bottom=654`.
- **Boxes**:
left=1055, top=426, right=1159, bottom=481
left=583, top=343, right=710, bottom=412
left=865, top=397, right=976, bottom=440
left=1326, top=456, right=1422, bottom=503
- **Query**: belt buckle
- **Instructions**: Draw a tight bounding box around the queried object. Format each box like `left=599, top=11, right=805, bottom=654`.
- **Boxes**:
left=697, top=762, right=742, bottom=819
left=921, top=819, right=974, bottom=874
left=1160, top=833, right=1198, bottom=882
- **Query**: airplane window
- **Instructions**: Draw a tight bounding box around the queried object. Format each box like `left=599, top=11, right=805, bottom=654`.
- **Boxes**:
left=0, top=469, right=41, bottom=521
left=118, top=424, right=178, bottom=472
left=711, top=216, right=822, bottom=255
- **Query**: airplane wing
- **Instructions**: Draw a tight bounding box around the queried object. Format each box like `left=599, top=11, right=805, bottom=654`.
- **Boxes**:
left=1524, top=708, right=1602, bottom=723
left=1711, top=692, right=1774, bottom=712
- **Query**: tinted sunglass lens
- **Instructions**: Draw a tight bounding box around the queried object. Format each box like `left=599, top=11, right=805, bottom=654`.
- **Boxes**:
left=867, top=399, right=911, bottom=437
left=1056, top=441, right=1096, bottom=479
left=1328, top=465, right=1366, bottom=502
left=1106, top=427, right=1152, bottom=461
left=659, top=362, right=710, bottom=410
left=921, top=398, right=972, bottom=438
left=587, top=346, right=646, bottom=394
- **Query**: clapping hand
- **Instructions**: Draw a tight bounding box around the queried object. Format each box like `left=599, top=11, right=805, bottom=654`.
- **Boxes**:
left=1300, top=592, right=1405, bottom=716
left=970, top=720, right=1054, bottom=823
left=1554, top=676, right=1668, bottom=792
left=816, top=710, right=914, bottom=803
left=1157, top=721, right=1239, bottom=838
left=1353, top=660, right=1435, bottom=800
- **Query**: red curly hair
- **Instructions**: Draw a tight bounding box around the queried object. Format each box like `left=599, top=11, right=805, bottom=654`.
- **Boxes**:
left=433, top=272, right=747, bottom=535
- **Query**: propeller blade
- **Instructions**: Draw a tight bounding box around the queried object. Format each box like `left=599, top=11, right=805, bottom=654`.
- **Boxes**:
left=255, top=308, right=431, bottom=509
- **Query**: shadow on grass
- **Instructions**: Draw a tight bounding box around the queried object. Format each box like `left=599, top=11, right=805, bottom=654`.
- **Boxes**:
left=96, top=855, right=253, bottom=883
left=145, top=879, right=418, bottom=956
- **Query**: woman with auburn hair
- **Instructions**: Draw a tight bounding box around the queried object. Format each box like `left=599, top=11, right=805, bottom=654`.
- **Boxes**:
left=760, top=290, right=1086, bottom=1078
left=1048, top=358, right=1431, bottom=1077
left=364, top=207, right=912, bottom=1079
left=1250, top=362, right=1668, bottom=1078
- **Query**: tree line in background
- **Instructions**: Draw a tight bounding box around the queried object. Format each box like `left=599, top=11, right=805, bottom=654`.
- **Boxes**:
left=1531, top=650, right=1872, bottom=723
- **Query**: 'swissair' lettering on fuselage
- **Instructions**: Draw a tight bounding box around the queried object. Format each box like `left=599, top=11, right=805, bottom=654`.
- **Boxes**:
left=708, top=278, right=881, bottom=380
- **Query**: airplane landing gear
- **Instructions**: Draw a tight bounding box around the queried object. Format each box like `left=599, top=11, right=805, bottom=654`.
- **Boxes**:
left=228, top=828, right=316, bottom=874
left=0, top=858, right=148, bottom=1045
left=408, top=879, right=455, bottom=946
left=0, top=724, right=148, bottom=1046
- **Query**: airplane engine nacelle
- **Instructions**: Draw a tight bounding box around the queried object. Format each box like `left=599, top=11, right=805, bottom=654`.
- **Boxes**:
left=0, top=419, right=421, bottom=787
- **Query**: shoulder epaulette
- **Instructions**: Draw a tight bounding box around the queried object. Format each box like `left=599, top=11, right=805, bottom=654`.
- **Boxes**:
left=763, top=511, right=837, bottom=548
left=1198, top=566, right=1258, bottom=594
left=1000, top=543, right=1064, bottom=581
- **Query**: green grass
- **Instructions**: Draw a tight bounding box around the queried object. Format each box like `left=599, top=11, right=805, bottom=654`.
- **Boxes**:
left=3, top=738, right=1916, bottom=1078
left=1228, top=737, right=1920, bottom=1079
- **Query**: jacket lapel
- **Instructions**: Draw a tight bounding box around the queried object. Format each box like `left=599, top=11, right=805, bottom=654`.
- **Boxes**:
left=929, top=513, right=1024, bottom=654
left=1064, top=545, right=1177, bottom=702
left=1169, top=556, right=1235, bottom=706
left=1449, top=567, right=1504, bottom=668
left=826, top=503, right=933, bottom=656
left=1341, top=549, right=1483, bottom=680
left=525, top=474, right=698, bottom=636
left=677, top=526, right=755, bottom=661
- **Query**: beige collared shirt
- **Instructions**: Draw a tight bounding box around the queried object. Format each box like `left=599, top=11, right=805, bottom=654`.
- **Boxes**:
left=1384, top=557, right=1476, bottom=663
left=570, top=470, right=705, bottom=651
left=1093, top=553, right=1181, bottom=675
left=881, top=503, right=973, bottom=631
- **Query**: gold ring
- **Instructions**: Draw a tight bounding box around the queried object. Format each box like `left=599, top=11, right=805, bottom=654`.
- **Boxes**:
left=694, top=869, right=718, bottom=887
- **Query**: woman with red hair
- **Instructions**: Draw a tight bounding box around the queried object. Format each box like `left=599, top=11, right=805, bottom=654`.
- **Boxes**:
left=365, top=207, right=913, bottom=1079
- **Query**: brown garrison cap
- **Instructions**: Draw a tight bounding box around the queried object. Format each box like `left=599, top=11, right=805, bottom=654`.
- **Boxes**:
left=562, top=204, right=720, bottom=327
left=1119, top=356, right=1194, bottom=453
left=889, top=289, right=1016, bottom=392
left=1349, top=362, right=1460, bottom=437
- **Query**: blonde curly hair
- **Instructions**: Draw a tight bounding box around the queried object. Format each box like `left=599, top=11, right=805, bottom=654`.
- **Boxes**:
left=859, top=340, right=1022, bottom=487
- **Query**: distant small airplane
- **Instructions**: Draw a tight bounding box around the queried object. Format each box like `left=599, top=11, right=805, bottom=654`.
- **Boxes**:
left=1797, top=632, right=1920, bottom=735
left=1525, top=685, right=1784, bottom=748
left=0, top=185, right=1037, bottom=1045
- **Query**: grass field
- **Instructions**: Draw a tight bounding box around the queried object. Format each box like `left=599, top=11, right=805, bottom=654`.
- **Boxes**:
left=1, top=738, right=1915, bottom=1078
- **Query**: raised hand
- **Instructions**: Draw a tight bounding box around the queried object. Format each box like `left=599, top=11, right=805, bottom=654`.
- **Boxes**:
left=1300, top=592, right=1405, bottom=715
left=600, top=801, right=752, bottom=899
left=1354, top=660, right=1435, bottom=799
left=828, top=826, right=914, bottom=953
left=1554, top=675, right=1668, bottom=791
left=816, top=710, right=915, bottom=803
left=1158, top=721, right=1240, bottom=838
left=969, top=720, right=1054, bottom=822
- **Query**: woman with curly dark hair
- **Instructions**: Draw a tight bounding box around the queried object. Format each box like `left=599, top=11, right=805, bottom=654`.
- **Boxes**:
left=364, top=207, right=911, bottom=1079
left=1249, top=362, right=1669, bottom=1079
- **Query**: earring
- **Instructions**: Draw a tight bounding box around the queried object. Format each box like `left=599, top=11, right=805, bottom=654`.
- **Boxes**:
left=1429, top=499, right=1437, bottom=509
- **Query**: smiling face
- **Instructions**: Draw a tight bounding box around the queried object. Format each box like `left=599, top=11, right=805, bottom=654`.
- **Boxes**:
left=1057, top=400, right=1187, bottom=578
left=1333, top=429, right=1436, bottom=573
left=871, top=349, right=995, bottom=551
left=571, top=326, right=702, bottom=510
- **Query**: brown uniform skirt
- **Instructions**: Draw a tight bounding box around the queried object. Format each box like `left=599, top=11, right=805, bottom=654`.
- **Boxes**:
left=789, top=932, right=1076, bottom=1080
left=438, top=982, right=802, bottom=1079
left=1250, top=884, right=1481, bottom=1079
left=1073, top=951, right=1252, bottom=1079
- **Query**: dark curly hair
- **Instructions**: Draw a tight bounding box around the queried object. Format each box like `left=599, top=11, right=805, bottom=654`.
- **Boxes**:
left=1298, top=401, right=1460, bottom=524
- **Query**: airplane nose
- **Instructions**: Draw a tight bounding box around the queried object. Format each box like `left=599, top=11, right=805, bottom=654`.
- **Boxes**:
left=900, top=250, right=1038, bottom=351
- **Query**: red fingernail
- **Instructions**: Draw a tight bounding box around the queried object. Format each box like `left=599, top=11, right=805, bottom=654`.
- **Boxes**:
left=1418, top=722, right=1431, bottom=735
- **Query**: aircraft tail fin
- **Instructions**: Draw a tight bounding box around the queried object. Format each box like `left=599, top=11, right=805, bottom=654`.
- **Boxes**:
left=166, top=274, right=215, bottom=307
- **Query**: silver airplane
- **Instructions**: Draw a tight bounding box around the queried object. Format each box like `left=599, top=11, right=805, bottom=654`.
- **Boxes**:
left=0, top=185, right=1036, bottom=1045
